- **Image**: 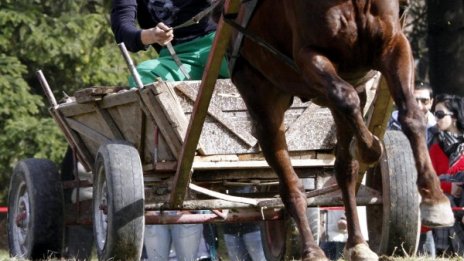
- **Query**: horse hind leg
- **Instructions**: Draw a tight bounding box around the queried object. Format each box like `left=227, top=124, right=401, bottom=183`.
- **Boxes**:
left=232, top=59, right=328, bottom=261
left=331, top=111, right=378, bottom=261
left=295, top=48, right=383, bottom=165
left=379, top=33, right=454, bottom=227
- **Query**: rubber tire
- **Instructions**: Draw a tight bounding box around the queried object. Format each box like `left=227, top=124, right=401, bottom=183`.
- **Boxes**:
left=366, top=130, right=420, bottom=256
left=261, top=207, right=320, bottom=261
left=8, top=159, right=64, bottom=259
left=93, top=141, right=144, bottom=261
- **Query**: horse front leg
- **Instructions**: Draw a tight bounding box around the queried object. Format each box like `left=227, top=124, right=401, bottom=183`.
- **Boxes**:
left=331, top=111, right=378, bottom=261
left=379, top=33, right=454, bottom=227
left=232, top=60, right=327, bottom=261
left=259, top=124, right=325, bottom=261
left=295, top=48, right=383, bottom=166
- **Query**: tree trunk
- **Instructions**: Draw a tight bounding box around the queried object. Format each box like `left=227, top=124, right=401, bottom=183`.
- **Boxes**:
left=427, top=0, right=464, bottom=96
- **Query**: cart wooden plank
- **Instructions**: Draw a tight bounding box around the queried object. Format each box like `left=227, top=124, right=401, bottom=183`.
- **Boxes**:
left=175, top=83, right=257, bottom=147
left=74, top=86, right=125, bottom=104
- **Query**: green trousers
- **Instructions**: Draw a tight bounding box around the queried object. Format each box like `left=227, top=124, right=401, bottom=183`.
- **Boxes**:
left=129, top=32, right=230, bottom=87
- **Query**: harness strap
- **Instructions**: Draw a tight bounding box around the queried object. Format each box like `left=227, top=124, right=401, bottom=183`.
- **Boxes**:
left=226, top=0, right=258, bottom=73
left=173, top=0, right=224, bottom=30
left=224, top=15, right=299, bottom=73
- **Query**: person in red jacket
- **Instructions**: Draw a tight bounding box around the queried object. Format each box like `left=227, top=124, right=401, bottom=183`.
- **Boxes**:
left=428, top=94, right=464, bottom=256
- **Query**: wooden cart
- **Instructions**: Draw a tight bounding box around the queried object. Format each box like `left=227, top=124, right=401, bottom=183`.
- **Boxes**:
left=7, top=1, right=420, bottom=260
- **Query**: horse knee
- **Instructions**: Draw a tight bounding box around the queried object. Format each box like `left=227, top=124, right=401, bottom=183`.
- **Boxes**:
left=329, top=85, right=361, bottom=116
left=398, top=108, right=426, bottom=136
left=334, top=159, right=359, bottom=183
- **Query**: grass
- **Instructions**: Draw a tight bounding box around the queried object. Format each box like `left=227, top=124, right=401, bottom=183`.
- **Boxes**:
left=1, top=248, right=463, bottom=261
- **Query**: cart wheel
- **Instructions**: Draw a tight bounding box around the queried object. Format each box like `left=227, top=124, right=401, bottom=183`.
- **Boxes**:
left=261, top=207, right=320, bottom=261
left=93, top=141, right=144, bottom=261
left=7, top=159, right=64, bottom=259
left=366, top=130, right=420, bottom=256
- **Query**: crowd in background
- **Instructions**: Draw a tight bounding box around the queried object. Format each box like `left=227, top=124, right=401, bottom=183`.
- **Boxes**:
left=389, top=82, right=464, bottom=258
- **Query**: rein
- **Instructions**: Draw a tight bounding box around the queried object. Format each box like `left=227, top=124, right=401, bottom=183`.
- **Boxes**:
left=165, top=0, right=224, bottom=80
left=173, top=0, right=224, bottom=30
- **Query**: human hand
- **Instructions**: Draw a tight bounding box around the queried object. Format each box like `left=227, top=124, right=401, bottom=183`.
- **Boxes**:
left=337, top=216, right=347, bottom=232
left=150, top=22, right=174, bottom=45
left=451, top=182, right=463, bottom=198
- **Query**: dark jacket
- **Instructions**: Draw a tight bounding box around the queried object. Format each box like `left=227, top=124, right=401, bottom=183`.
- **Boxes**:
left=111, top=0, right=216, bottom=52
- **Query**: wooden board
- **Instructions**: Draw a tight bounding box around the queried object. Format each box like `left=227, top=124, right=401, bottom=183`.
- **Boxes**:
left=170, top=79, right=340, bottom=155
left=74, top=86, right=125, bottom=104
left=54, top=74, right=380, bottom=169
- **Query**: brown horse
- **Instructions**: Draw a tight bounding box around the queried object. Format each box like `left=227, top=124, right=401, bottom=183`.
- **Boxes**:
left=226, top=1, right=454, bottom=260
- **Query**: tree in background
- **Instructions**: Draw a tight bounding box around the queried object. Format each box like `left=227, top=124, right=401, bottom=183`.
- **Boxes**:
left=402, top=0, right=429, bottom=81
left=0, top=0, right=152, bottom=204
left=427, top=0, right=464, bottom=96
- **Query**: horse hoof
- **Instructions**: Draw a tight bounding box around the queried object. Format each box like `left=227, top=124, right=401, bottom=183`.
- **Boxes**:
left=343, top=243, right=378, bottom=261
left=349, top=136, right=383, bottom=165
left=420, top=200, right=454, bottom=227
left=302, top=256, right=329, bottom=261
left=302, top=248, right=329, bottom=261
left=301, top=255, right=329, bottom=261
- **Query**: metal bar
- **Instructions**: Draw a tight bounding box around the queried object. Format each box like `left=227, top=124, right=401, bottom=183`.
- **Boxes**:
left=36, top=70, right=94, bottom=171
left=118, top=42, right=144, bottom=89
left=48, top=110, right=94, bottom=171
left=169, top=0, right=242, bottom=208
left=36, top=70, right=58, bottom=107
left=166, top=42, right=191, bottom=80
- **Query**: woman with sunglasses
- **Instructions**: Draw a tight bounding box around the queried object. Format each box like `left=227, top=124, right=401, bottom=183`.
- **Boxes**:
left=428, top=94, right=464, bottom=256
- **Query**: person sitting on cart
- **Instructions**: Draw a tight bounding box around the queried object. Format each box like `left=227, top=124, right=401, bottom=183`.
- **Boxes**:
left=111, top=1, right=229, bottom=260
left=111, top=0, right=229, bottom=86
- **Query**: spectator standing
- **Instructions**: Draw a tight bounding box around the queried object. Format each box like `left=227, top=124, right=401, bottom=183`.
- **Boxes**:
left=429, top=94, right=464, bottom=257
left=197, top=217, right=220, bottom=261
left=320, top=209, right=347, bottom=260
left=388, top=81, right=437, bottom=146
left=222, top=222, right=266, bottom=261
left=222, top=186, right=266, bottom=261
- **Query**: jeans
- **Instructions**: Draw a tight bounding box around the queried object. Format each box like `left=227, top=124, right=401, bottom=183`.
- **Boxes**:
left=418, top=231, right=436, bottom=258
left=223, top=230, right=266, bottom=261
left=320, top=241, right=345, bottom=260
left=144, top=224, right=203, bottom=261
